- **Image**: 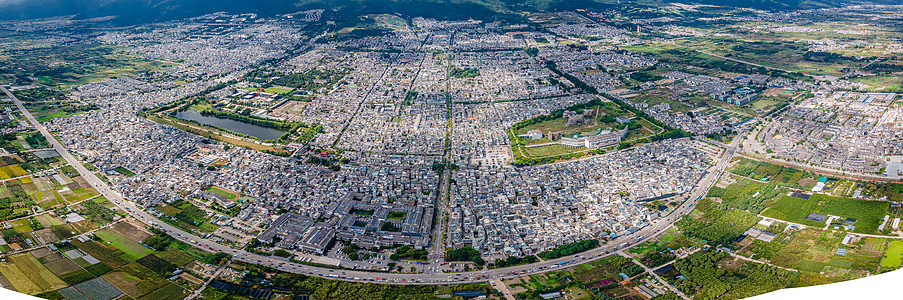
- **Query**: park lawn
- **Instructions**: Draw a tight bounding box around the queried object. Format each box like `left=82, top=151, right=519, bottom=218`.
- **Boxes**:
left=880, top=240, right=903, bottom=269
left=7, top=253, right=67, bottom=293
left=207, top=186, right=238, bottom=200
left=94, top=228, right=153, bottom=261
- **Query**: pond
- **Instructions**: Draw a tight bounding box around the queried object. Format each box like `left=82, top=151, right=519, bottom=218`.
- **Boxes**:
left=175, top=109, right=286, bottom=141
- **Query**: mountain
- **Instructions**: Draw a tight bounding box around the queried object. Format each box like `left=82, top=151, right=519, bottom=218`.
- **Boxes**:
left=0, top=0, right=892, bottom=25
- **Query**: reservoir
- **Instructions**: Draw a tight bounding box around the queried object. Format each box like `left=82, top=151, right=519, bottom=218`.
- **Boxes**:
left=175, top=109, right=287, bottom=141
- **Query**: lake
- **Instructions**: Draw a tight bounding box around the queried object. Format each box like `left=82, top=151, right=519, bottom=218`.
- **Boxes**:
left=176, top=109, right=287, bottom=141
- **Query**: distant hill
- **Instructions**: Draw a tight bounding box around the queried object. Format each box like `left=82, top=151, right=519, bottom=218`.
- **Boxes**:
left=0, top=0, right=893, bottom=25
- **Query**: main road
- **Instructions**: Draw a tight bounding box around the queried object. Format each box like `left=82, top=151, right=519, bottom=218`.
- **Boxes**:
left=2, top=85, right=742, bottom=285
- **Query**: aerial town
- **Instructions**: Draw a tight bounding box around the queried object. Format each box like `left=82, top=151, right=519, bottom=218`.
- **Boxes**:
left=0, top=1, right=899, bottom=300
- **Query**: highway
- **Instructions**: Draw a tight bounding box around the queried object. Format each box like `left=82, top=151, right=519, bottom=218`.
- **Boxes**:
left=2, top=84, right=743, bottom=286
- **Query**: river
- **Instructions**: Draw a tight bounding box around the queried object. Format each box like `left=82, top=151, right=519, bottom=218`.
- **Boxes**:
left=175, top=109, right=287, bottom=141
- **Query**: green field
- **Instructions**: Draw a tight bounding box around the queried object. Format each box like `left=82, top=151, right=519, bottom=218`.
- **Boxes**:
left=748, top=99, right=781, bottom=113
left=0, top=262, right=43, bottom=294
left=881, top=240, right=903, bottom=269
left=112, top=167, right=136, bottom=177
left=263, top=87, right=293, bottom=94
left=11, top=219, right=34, bottom=233
left=523, top=144, right=588, bottom=158
left=136, top=283, right=186, bottom=300
left=207, top=186, right=238, bottom=200
left=94, top=228, right=153, bottom=260
left=762, top=194, right=889, bottom=233
left=5, top=253, right=67, bottom=294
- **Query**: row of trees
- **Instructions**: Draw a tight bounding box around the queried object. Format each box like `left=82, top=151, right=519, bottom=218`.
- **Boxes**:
left=537, top=239, right=600, bottom=260
left=195, top=105, right=300, bottom=130
left=142, top=228, right=175, bottom=251
left=12, top=87, right=67, bottom=101
left=273, top=69, right=348, bottom=91
left=390, top=245, right=428, bottom=261
left=446, top=246, right=485, bottom=265
left=449, top=67, right=480, bottom=78
left=245, top=261, right=440, bottom=300
left=676, top=204, right=761, bottom=247
left=490, top=255, right=538, bottom=268
left=674, top=250, right=798, bottom=299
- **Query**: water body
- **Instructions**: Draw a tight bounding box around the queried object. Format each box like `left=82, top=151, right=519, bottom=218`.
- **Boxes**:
left=175, top=109, right=286, bottom=141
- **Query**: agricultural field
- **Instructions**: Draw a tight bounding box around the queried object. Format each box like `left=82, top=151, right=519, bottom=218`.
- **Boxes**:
left=626, top=228, right=692, bottom=268
left=0, top=253, right=67, bottom=294
left=501, top=255, right=647, bottom=300
left=94, top=228, right=154, bottom=261
left=880, top=240, right=903, bottom=270
left=0, top=41, right=175, bottom=88
left=676, top=198, right=762, bottom=247
left=22, top=99, right=98, bottom=123
left=762, top=194, right=890, bottom=234
left=0, top=215, right=224, bottom=299
left=728, top=157, right=818, bottom=190
left=669, top=250, right=797, bottom=299
left=152, top=200, right=218, bottom=233
left=707, top=178, right=786, bottom=214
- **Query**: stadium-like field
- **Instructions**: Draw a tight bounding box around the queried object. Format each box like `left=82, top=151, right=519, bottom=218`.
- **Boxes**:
left=207, top=186, right=238, bottom=200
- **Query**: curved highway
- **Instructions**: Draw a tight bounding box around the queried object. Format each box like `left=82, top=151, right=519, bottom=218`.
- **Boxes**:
left=3, top=85, right=742, bottom=285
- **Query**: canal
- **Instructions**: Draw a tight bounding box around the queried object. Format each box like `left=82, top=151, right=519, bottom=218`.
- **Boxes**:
left=175, top=109, right=287, bottom=141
